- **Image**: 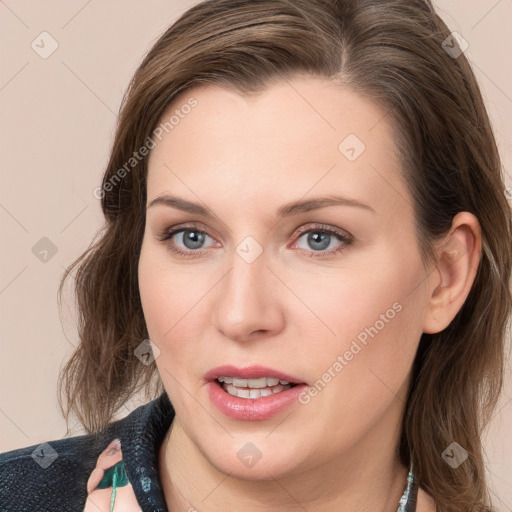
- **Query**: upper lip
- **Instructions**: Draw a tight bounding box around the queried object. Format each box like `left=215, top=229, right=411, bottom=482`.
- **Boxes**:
left=205, top=365, right=306, bottom=385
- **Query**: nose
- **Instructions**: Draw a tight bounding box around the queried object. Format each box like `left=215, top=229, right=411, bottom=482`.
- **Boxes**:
left=211, top=251, right=285, bottom=343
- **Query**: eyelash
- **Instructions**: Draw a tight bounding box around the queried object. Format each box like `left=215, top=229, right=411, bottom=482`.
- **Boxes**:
left=157, top=222, right=353, bottom=259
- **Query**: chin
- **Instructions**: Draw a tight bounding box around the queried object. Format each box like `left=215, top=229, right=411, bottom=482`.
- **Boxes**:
left=199, top=435, right=311, bottom=482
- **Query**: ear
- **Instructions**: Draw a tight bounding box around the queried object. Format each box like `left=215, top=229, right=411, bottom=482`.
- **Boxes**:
left=422, top=212, right=482, bottom=334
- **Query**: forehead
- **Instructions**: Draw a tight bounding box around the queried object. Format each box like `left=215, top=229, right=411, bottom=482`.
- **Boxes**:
left=146, top=76, right=411, bottom=221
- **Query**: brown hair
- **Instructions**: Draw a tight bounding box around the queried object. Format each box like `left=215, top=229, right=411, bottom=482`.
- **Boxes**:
left=57, top=1, right=512, bottom=510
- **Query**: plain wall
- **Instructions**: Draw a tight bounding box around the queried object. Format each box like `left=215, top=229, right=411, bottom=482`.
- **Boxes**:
left=1, top=0, right=511, bottom=508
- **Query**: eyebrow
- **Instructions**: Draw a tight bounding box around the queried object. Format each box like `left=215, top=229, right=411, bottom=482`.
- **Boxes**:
left=147, top=193, right=375, bottom=218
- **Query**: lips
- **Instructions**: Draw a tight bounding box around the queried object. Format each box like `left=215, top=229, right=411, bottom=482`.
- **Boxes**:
left=204, top=364, right=306, bottom=385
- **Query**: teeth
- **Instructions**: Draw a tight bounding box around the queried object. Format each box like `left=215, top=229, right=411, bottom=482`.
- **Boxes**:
left=250, top=388, right=272, bottom=398
left=217, top=376, right=293, bottom=388
left=248, top=377, right=268, bottom=388
left=224, top=383, right=291, bottom=399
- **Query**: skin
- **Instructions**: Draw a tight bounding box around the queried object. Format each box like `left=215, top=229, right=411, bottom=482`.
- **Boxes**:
left=84, top=439, right=141, bottom=512
left=137, top=75, right=481, bottom=512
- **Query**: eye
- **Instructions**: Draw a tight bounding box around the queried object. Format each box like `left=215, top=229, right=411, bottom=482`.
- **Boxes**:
left=157, top=222, right=353, bottom=259
left=292, top=224, right=352, bottom=258
left=157, top=222, right=217, bottom=257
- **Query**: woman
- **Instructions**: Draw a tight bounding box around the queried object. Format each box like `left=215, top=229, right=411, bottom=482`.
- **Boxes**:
left=1, top=0, right=510, bottom=511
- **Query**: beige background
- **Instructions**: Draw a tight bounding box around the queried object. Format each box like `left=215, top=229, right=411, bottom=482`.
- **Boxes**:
left=1, top=0, right=511, bottom=508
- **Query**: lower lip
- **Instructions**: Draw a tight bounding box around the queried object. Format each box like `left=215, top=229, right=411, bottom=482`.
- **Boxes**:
left=207, top=381, right=307, bottom=421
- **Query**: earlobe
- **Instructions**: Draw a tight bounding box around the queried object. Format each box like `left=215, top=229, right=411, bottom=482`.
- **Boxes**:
left=423, top=212, right=482, bottom=334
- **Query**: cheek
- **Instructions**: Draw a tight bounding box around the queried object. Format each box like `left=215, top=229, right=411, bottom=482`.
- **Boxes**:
left=280, top=245, right=425, bottom=357
left=138, top=238, right=197, bottom=332
left=296, top=250, right=426, bottom=421
left=137, top=241, right=215, bottom=375
left=138, top=246, right=197, bottom=409
left=289, top=270, right=425, bottom=456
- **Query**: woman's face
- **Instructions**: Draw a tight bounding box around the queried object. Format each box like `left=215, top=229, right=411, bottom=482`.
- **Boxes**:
left=138, top=76, right=434, bottom=480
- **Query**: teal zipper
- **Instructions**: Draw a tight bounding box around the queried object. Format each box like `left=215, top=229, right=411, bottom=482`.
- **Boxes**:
left=96, top=460, right=129, bottom=512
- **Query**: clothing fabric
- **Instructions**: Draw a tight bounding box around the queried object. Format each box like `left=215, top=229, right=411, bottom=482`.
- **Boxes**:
left=0, top=392, right=418, bottom=511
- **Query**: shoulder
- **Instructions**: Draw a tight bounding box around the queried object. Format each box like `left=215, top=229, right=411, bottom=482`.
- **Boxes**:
left=0, top=431, right=108, bottom=511
left=0, top=393, right=174, bottom=512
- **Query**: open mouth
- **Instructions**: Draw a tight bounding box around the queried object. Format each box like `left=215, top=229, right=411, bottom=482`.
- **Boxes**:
left=215, top=376, right=299, bottom=399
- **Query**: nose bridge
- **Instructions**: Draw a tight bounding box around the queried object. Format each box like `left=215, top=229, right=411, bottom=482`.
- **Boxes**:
left=222, top=246, right=267, bottom=312
left=220, top=228, right=269, bottom=300
left=212, top=241, right=282, bottom=340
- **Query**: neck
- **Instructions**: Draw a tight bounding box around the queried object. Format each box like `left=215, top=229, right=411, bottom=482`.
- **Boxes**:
left=158, top=413, right=409, bottom=512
